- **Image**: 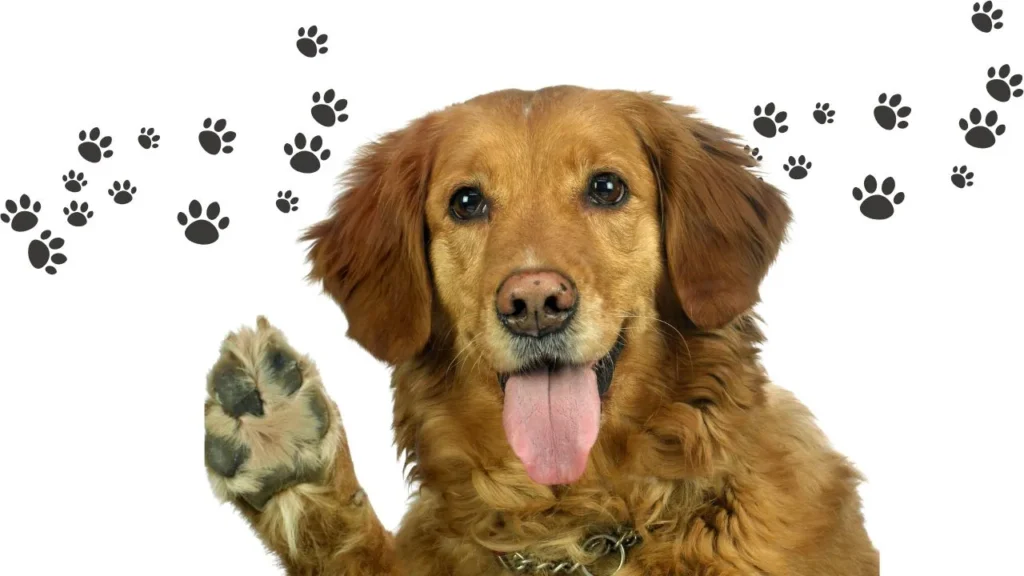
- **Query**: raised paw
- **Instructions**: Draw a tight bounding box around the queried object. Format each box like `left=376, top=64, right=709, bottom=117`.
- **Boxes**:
left=204, top=316, right=342, bottom=511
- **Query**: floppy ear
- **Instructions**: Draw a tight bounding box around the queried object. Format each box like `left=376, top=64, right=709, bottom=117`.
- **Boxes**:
left=630, top=93, right=792, bottom=329
left=302, top=115, right=440, bottom=365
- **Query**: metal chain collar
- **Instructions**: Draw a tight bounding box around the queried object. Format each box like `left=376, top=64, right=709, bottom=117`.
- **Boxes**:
left=496, top=528, right=642, bottom=576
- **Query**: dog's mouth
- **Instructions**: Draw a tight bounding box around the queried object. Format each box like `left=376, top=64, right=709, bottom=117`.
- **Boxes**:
left=496, top=328, right=627, bottom=486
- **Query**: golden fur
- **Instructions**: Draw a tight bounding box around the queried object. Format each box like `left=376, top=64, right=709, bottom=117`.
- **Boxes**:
left=203, top=86, right=879, bottom=575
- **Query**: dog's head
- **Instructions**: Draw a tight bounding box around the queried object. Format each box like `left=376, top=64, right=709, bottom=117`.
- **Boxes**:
left=304, top=86, right=790, bottom=485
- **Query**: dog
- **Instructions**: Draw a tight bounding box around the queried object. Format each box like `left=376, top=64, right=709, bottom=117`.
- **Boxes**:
left=202, top=86, right=879, bottom=575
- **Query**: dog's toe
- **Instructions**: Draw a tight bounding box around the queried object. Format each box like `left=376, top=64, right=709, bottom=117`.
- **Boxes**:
left=213, top=365, right=264, bottom=418
left=205, top=434, right=249, bottom=478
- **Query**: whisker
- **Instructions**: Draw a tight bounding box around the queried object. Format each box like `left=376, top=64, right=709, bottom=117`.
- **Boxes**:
left=614, top=313, right=694, bottom=384
left=445, top=331, right=488, bottom=379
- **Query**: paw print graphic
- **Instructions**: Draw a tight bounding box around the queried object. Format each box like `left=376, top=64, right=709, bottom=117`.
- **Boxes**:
left=852, top=175, right=904, bottom=220
left=284, top=133, right=331, bottom=174
left=78, top=127, right=113, bottom=163
left=950, top=166, right=975, bottom=189
left=2, top=194, right=41, bottom=232
left=972, top=1, right=1004, bottom=33
left=199, top=118, right=236, bottom=155
left=752, top=102, right=788, bottom=138
left=108, top=180, right=137, bottom=204
left=743, top=145, right=763, bottom=162
left=64, top=201, right=93, bottom=227
left=813, top=102, right=836, bottom=124
left=783, top=155, right=812, bottom=180
left=28, top=230, right=67, bottom=275
left=276, top=191, right=299, bottom=213
left=874, top=93, right=911, bottom=130
left=959, top=108, right=1006, bottom=149
left=178, top=200, right=230, bottom=245
left=63, top=170, right=87, bottom=192
left=139, top=127, right=161, bottom=149
left=296, top=26, right=328, bottom=57
left=986, top=65, right=1022, bottom=102
left=311, top=90, right=349, bottom=127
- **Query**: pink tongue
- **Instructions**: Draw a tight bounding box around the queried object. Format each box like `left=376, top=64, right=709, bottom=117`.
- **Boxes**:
left=502, top=364, right=600, bottom=485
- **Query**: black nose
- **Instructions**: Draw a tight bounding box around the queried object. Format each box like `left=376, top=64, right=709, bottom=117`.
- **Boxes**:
left=495, top=270, right=577, bottom=337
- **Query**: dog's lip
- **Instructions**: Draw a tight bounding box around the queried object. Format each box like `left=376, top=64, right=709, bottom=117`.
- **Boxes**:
left=496, top=325, right=628, bottom=396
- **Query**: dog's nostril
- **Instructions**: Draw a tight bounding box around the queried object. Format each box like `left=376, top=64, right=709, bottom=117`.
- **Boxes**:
left=544, top=295, right=561, bottom=314
left=511, top=298, right=527, bottom=317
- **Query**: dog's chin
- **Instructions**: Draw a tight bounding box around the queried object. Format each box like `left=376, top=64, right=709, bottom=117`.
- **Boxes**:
left=495, top=326, right=627, bottom=486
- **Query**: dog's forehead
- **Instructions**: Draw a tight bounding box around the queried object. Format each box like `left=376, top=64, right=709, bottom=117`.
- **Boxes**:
left=433, top=89, right=641, bottom=175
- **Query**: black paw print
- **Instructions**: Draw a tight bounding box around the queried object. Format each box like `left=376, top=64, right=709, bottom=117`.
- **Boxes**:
left=972, top=1, right=1004, bottom=32
left=813, top=102, right=836, bottom=124
left=178, top=200, right=229, bottom=245
left=199, top=118, right=236, bottom=155
left=284, top=133, right=330, bottom=174
left=951, top=165, right=975, bottom=189
left=752, top=103, right=788, bottom=138
left=783, top=155, right=812, bottom=180
left=77, top=127, right=113, bottom=163
left=311, top=90, right=349, bottom=127
left=960, top=108, right=1006, bottom=148
left=852, top=175, right=904, bottom=220
left=987, top=65, right=1022, bottom=102
left=108, top=180, right=137, bottom=204
left=874, top=93, right=911, bottom=130
left=276, top=191, right=299, bottom=213
left=64, top=201, right=93, bottom=227
left=139, top=127, right=160, bottom=149
left=28, top=230, right=67, bottom=275
left=743, top=145, right=763, bottom=162
left=296, top=26, right=328, bottom=57
left=63, top=170, right=87, bottom=192
left=2, top=194, right=41, bottom=232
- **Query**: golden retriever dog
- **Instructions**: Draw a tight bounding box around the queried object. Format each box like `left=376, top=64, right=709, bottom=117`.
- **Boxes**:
left=203, top=86, right=879, bottom=575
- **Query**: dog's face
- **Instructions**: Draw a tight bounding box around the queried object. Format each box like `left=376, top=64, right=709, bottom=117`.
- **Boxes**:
left=304, top=86, right=790, bottom=486
left=424, top=93, right=661, bottom=377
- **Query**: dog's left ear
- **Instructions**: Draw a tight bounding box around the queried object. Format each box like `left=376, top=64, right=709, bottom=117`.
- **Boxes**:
left=301, top=114, right=441, bottom=365
left=629, top=92, right=792, bottom=329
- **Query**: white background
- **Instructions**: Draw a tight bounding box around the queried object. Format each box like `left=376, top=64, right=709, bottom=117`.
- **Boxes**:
left=1, top=0, right=1021, bottom=574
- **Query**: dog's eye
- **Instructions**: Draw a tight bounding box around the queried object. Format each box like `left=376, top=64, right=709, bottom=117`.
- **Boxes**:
left=587, top=173, right=629, bottom=207
left=449, top=187, right=489, bottom=221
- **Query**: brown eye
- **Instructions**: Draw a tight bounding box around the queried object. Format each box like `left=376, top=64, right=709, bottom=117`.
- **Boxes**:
left=587, top=172, right=628, bottom=207
left=449, top=186, right=489, bottom=221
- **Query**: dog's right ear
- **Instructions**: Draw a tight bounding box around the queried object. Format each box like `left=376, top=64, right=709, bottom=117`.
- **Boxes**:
left=302, top=115, right=441, bottom=365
